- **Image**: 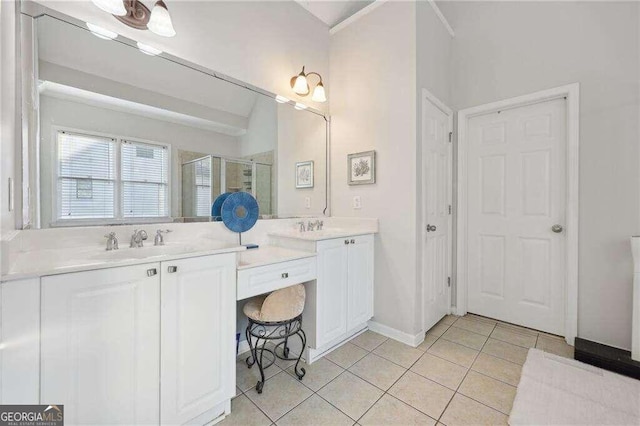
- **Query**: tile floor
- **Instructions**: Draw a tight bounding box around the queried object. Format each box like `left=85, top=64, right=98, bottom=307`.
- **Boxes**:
left=222, top=314, right=574, bottom=426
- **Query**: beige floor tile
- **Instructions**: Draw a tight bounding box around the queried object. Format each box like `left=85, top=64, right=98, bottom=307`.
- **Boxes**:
left=440, top=393, right=508, bottom=426
left=276, top=394, right=353, bottom=426
left=495, top=321, right=538, bottom=336
left=359, top=394, right=437, bottom=426
left=388, top=371, right=454, bottom=419
left=220, top=394, right=272, bottom=426
left=373, top=339, right=424, bottom=368
left=471, top=352, right=522, bottom=386
left=317, top=371, right=384, bottom=420
left=426, top=321, right=451, bottom=337
left=427, top=339, right=479, bottom=368
left=490, top=327, right=537, bottom=348
left=237, top=358, right=282, bottom=392
left=458, top=371, right=516, bottom=414
left=482, top=338, right=529, bottom=365
left=417, top=334, right=438, bottom=352
left=453, top=317, right=495, bottom=336
left=536, top=335, right=574, bottom=358
left=440, top=315, right=459, bottom=326
left=325, top=342, right=369, bottom=369
left=410, top=352, right=468, bottom=390
left=464, top=314, right=497, bottom=325
left=349, top=353, right=406, bottom=390
left=285, top=357, right=344, bottom=392
left=441, top=326, right=488, bottom=350
left=350, top=330, right=388, bottom=351
left=245, top=372, right=313, bottom=421
left=235, top=386, right=242, bottom=397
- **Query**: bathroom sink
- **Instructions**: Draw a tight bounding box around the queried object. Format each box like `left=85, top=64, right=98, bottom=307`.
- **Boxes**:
left=270, top=228, right=353, bottom=240
left=91, top=243, right=198, bottom=261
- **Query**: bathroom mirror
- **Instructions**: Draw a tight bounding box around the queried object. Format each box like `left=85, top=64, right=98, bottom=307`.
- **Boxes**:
left=26, top=14, right=328, bottom=229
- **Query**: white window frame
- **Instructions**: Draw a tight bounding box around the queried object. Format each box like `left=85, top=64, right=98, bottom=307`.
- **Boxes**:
left=51, top=126, right=172, bottom=227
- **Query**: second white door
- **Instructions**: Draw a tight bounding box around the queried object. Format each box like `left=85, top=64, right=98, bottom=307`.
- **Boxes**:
left=465, top=98, right=567, bottom=335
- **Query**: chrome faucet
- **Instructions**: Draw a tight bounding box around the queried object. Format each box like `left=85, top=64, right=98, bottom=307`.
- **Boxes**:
left=317, top=220, right=324, bottom=231
left=104, top=232, right=119, bottom=251
left=297, top=221, right=306, bottom=232
left=307, top=221, right=316, bottom=232
left=130, top=229, right=148, bottom=248
left=154, top=229, right=172, bottom=246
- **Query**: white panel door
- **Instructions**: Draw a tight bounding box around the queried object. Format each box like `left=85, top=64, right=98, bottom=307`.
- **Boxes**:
left=41, top=264, right=161, bottom=425
left=161, top=253, right=236, bottom=425
left=466, top=98, right=566, bottom=334
left=422, top=95, right=452, bottom=331
left=346, top=235, right=374, bottom=331
left=316, top=239, right=348, bottom=347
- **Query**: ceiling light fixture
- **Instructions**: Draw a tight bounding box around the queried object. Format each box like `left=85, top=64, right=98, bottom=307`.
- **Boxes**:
left=86, top=23, right=118, bottom=40
left=136, top=41, right=162, bottom=56
left=91, top=0, right=176, bottom=37
left=275, top=95, right=290, bottom=104
left=290, top=66, right=327, bottom=103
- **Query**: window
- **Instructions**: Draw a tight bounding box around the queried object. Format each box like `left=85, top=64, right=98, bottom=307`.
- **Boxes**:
left=193, top=157, right=212, bottom=216
left=55, top=130, right=170, bottom=224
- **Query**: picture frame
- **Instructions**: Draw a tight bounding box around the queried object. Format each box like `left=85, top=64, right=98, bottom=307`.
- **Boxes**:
left=348, top=150, right=376, bottom=185
left=295, top=161, right=314, bottom=188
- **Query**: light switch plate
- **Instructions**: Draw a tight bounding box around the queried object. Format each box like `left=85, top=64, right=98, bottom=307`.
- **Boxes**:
left=353, top=196, right=361, bottom=209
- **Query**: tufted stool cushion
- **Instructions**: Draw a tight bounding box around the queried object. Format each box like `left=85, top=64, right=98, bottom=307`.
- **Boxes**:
left=243, top=284, right=306, bottom=322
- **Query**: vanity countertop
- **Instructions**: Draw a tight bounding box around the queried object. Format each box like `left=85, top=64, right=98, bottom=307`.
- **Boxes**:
left=237, top=245, right=316, bottom=270
left=268, top=228, right=377, bottom=241
left=2, top=241, right=246, bottom=282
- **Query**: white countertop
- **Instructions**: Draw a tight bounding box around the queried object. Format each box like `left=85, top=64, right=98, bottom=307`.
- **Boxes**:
left=237, top=245, right=316, bottom=270
left=2, top=241, right=246, bottom=282
left=268, top=228, right=376, bottom=241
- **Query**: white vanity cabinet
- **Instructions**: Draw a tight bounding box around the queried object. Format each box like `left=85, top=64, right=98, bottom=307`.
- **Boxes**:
left=41, top=263, right=161, bottom=425
left=305, top=234, right=374, bottom=361
left=39, top=252, right=236, bottom=425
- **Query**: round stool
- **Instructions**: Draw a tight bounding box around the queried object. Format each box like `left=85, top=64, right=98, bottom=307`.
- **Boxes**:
left=243, top=284, right=307, bottom=393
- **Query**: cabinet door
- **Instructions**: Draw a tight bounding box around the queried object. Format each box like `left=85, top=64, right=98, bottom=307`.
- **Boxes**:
left=160, top=253, right=236, bottom=425
left=316, top=239, right=349, bottom=347
left=347, top=235, right=375, bottom=331
left=41, top=264, right=161, bottom=425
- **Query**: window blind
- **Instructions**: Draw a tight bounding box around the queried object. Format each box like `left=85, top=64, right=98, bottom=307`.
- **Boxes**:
left=57, top=131, right=116, bottom=219
left=194, top=157, right=211, bottom=216
left=121, top=140, right=169, bottom=218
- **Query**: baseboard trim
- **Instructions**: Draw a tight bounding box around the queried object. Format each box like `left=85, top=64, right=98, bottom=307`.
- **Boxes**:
left=367, top=320, right=424, bottom=347
left=574, top=337, right=640, bottom=380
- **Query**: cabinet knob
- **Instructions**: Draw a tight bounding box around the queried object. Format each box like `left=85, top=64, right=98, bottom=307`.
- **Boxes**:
left=350, top=239, right=355, bottom=244
left=345, top=240, right=350, bottom=245
left=168, top=266, right=178, bottom=273
left=146, top=268, right=157, bottom=277
left=281, top=272, right=289, bottom=279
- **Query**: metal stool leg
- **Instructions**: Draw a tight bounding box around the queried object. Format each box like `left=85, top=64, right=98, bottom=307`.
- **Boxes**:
left=292, top=328, right=307, bottom=380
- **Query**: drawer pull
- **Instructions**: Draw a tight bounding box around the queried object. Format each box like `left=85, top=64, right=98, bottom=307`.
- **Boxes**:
left=281, top=272, right=289, bottom=279
left=344, top=240, right=350, bottom=245
left=168, top=266, right=178, bottom=273
left=147, top=268, right=158, bottom=277
left=350, top=239, right=355, bottom=244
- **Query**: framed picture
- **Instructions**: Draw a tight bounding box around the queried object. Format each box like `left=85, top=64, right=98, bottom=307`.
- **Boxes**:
left=295, top=161, right=314, bottom=188
left=348, top=150, right=376, bottom=185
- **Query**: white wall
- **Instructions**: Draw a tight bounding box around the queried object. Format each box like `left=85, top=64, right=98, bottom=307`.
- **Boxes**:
left=32, top=0, right=330, bottom=113
left=330, top=1, right=419, bottom=337
left=439, top=0, right=640, bottom=350
left=39, top=95, right=240, bottom=225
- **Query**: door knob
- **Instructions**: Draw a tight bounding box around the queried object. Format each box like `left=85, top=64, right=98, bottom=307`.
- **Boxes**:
left=426, top=224, right=437, bottom=232
left=551, top=224, right=564, bottom=233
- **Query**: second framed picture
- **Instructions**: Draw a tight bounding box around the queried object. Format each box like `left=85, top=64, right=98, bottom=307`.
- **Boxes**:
left=295, top=161, right=314, bottom=188
left=348, top=150, right=376, bottom=185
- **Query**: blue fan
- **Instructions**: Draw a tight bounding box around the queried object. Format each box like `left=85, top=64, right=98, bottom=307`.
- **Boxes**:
left=221, top=192, right=259, bottom=247
left=211, top=192, right=232, bottom=221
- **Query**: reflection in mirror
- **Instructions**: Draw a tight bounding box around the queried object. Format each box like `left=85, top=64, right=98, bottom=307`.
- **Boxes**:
left=31, top=15, right=327, bottom=228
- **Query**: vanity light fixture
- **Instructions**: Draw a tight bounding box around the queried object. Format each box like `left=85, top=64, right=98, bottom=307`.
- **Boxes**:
left=275, top=95, right=290, bottom=104
left=90, top=0, right=176, bottom=37
left=86, top=23, right=118, bottom=40
left=294, top=103, right=308, bottom=111
left=290, top=66, right=327, bottom=103
left=136, top=41, right=162, bottom=56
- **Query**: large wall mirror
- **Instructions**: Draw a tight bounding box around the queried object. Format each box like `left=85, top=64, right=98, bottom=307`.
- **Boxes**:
left=24, top=12, right=328, bottom=229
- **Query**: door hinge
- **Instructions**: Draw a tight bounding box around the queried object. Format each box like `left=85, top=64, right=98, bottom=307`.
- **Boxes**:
left=448, top=132, right=452, bottom=143
left=448, top=204, right=452, bottom=215
left=447, top=277, right=451, bottom=287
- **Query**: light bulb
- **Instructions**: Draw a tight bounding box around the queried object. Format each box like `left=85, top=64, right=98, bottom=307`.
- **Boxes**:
left=311, top=82, right=327, bottom=103
left=292, top=74, right=309, bottom=95
left=91, top=0, right=127, bottom=16
left=147, top=0, right=176, bottom=37
left=86, top=23, right=118, bottom=40
left=137, top=42, right=163, bottom=56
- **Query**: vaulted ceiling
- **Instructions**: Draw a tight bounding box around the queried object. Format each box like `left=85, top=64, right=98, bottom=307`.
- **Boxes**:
left=295, top=0, right=375, bottom=28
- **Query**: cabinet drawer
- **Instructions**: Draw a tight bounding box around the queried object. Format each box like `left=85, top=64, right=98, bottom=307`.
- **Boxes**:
left=237, top=257, right=317, bottom=300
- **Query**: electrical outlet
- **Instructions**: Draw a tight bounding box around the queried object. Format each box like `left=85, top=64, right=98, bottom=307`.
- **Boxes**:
left=305, top=197, right=311, bottom=209
left=353, top=196, right=362, bottom=209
